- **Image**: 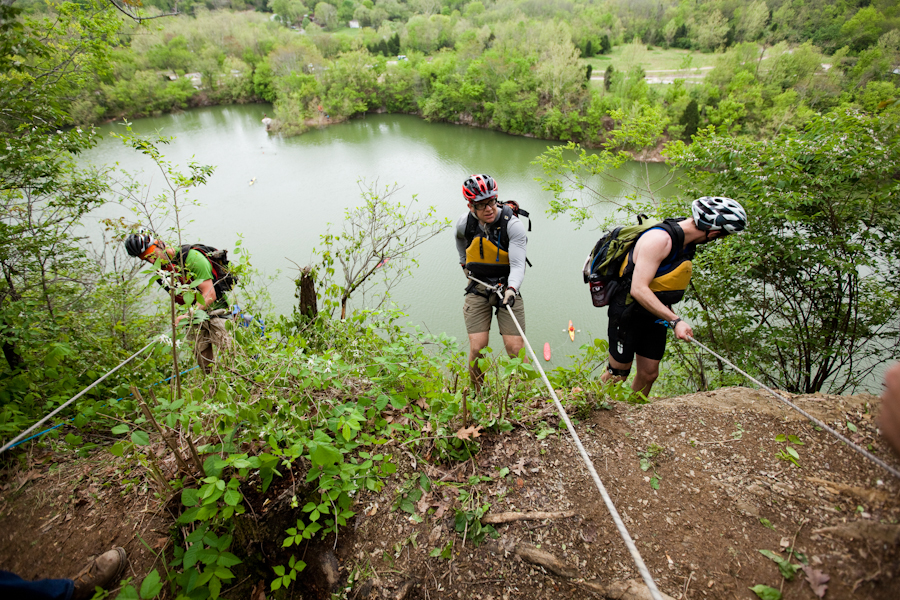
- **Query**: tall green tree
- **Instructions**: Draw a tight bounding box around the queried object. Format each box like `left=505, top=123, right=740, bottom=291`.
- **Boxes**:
left=694, top=9, right=730, bottom=52
left=736, top=0, right=768, bottom=43
left=840, top=6, right=886, bottom=52
left=665, top=110, right=900, bottom=393
left=0, top=1, right=113, bottom=370
left=314, top=1, right=338, bottom=30
left=679, top=98, right=699, bottom=140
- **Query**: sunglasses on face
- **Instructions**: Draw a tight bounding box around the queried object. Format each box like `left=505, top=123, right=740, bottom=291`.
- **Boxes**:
left=472, top=198, right=497, bottom=212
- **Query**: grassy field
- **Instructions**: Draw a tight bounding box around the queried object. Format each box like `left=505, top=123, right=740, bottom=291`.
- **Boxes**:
left=582, top=42, right=723, bottom=73
left=333, top=25, right=363, bottom=37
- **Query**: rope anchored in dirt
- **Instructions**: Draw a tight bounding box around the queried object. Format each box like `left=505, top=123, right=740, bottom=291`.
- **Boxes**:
left=466, top=275, right=666, bottom=600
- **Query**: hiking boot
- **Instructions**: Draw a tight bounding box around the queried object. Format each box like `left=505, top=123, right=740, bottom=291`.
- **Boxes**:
left=72, top=547, right=127, bottom=600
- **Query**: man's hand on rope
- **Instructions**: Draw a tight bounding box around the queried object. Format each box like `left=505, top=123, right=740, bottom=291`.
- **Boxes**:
left=673, top=319, right=693, bottom=341
left=503, top=287, right=516, bottom=307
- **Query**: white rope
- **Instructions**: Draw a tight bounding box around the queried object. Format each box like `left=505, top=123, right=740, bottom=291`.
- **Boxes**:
left=467, top=276, right=665, bottom=600
left=0, top=340, right=156, bottom=455
left=687, top=336, right=900, bottom=480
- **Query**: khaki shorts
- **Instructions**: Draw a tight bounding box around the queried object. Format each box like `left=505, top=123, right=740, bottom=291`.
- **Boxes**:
left=463, top=287, right=526, bottom=336
left=186, top=309, right=232, bottom=370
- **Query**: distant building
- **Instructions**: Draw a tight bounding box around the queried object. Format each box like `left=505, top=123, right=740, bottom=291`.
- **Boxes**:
left=349, top=20, right=359, bottom=28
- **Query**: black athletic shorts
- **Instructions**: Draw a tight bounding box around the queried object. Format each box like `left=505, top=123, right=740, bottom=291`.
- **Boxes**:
left=607, top=297, right=669, bottom=363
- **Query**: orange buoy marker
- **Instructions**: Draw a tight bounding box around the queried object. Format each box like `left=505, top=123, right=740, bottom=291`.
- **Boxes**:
left=568, top=320, right=575, bottom=341
left=543, top=342, right=551, bottom=361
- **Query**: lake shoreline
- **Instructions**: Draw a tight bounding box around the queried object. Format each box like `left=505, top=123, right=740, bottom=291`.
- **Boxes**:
left=259, top=105, right=669, bottom=164
left=99, top=98, right=670, bottom=164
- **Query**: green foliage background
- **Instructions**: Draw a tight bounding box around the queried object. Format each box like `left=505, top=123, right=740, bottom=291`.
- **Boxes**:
left=6, top=0, right=895, bottom=145
left=2, top=1, right=900, bottom=597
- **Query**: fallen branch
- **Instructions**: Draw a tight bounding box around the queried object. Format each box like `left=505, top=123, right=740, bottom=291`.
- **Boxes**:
left=607, top=579, right=677, bottom=600
left=515, top=405, right=558, bottom=425
left=512, top=542, right=579, bottom=578
left=392, top=579, right=418, bottom=600
left=814, top=521, right=900, bottom=544
left=486, top=537, right=677, bottom=600
left=806, top=477, right=891, bottom=505
left=482, top=510, right=578, bottom=524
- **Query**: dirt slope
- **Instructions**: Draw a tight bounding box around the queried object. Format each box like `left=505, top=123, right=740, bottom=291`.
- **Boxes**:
left=1, top=386, right=898, bottom=599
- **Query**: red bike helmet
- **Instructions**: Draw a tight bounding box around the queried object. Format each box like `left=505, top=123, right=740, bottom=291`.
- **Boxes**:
left=462, top=174, right=498, bottom=203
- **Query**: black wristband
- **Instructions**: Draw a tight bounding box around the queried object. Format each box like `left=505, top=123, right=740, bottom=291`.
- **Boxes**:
left=668, top=318, right=682, bottom=328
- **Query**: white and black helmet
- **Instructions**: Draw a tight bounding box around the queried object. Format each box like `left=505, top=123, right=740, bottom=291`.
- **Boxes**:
left=124, top=230, right=164, bottom=257
left=691, top=196, right=747, bottom=234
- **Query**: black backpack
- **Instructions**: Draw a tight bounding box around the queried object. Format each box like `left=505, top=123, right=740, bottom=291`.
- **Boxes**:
left=463, top=200, right=532, bottom=241
left=502, top=200, right=531, bottom=231
left=176, top=244, right=238, bottom=296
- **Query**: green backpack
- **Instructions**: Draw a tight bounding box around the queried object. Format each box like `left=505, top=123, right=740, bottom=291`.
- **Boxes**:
left=582, top=214, right=669, bottom=307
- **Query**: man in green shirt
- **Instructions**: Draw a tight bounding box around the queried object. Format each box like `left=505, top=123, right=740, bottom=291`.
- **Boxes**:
left=175, top=247, right=229, bottom=312
left=125, top=232, right=230, bottom=372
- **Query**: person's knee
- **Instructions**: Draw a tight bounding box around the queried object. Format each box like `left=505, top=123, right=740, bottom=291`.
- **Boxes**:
left=503, top=337, right=524, bottom=357
left=468, top=345, right=483, bottom=359
left=606, top=362, right=631, bottom=379
left=468, top=335, right=489, bottom=367
left=637, top=365, right=659, bottom=383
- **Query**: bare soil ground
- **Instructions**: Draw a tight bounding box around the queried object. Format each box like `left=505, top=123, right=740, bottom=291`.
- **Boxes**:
left=2, top=386, right=899, bottom=599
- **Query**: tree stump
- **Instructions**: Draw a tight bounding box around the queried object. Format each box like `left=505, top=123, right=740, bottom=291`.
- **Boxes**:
left=296, top=266, right=318, bottom=319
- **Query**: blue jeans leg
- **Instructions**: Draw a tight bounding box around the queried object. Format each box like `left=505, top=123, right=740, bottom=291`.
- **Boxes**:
left=0, top=570, right=74, bottom=600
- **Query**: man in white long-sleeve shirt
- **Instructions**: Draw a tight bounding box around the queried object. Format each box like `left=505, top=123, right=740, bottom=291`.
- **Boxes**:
left=455, top=174, right=528, bottom=393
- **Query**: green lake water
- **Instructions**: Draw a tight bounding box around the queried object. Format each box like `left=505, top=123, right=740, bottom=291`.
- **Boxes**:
left=82, top=106, right=672, bottom=366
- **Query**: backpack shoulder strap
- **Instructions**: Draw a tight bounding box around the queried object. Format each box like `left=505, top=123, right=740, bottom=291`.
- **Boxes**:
left=657, top=218, right=686, bottom=250
left=464, top=213, right=479, bottom=245
left=621, top=218, right=689, bottom=278
left=613, top=219, right=665, bottom=278
left=172, top=244, right=192, bottom=269
left=496, top=204, right=516, bottom=248
left=502, top=200, right=531, bottom=231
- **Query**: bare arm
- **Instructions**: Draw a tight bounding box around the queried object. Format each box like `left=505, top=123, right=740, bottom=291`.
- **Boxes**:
left=196, top=279, right=217, bottom=307
left=629, top=230, right=693, bottom=340
left=175, top=280, right=217, bottom=324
